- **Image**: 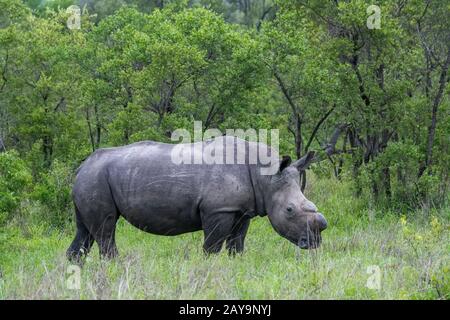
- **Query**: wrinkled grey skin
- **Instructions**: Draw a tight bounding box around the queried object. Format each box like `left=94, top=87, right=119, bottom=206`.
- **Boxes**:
left=67, top=137, right=327, bottom=262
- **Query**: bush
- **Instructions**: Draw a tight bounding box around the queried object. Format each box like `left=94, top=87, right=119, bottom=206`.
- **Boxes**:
left=31, top=160, right=74, bottom=228
left=0, top=151, right=32, bottom=226
left=376, top=141, right=422, bottom=205
left=351, top=141, right=449, bottom=210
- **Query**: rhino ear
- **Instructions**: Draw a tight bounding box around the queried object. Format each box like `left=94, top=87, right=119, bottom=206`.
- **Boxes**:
left=279, top=155, right=292, bottom=172
left=291, top=151, right=315, bottom=171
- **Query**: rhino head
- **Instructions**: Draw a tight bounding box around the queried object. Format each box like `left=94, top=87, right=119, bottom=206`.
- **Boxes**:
left=266, top=151, right=327, bottom=249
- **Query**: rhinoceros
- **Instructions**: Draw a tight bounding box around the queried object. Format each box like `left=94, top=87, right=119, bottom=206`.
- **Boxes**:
left=67, top=136, right=327, bottom=262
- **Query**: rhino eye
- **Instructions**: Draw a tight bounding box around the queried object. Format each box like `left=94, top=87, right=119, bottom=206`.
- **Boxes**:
left=286, top=207, right=294, bottom=214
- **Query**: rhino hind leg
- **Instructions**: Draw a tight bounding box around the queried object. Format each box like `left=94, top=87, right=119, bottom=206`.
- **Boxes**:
left=72, top=179, right=120, bottom=260
left=67, top=207, right=95, bottom=265
left=94, top=213, right=119, bottom=260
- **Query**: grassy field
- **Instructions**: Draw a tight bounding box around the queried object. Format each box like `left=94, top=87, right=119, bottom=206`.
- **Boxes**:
left=0, top=177, right=448, bottom=299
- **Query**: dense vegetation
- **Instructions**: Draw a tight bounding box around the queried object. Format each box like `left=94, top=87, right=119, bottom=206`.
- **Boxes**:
left=0, top=0, right=449, bottom=299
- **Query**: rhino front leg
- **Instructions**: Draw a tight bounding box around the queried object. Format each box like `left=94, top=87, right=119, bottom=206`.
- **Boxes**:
left=226, top=217, right=250, bottom=255
left=201, top=212, right=236, bottom=254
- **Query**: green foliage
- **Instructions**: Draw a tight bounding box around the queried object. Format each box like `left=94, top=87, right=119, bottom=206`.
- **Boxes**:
left=31, top=160, right=74, bottom=227
left=372, top=142, right=422, bottom=206
left=0, top=151, right=32, bottom=226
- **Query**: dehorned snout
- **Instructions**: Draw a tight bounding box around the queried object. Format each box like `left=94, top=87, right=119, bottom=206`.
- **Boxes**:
left=302, top=200, right=318, bottom=212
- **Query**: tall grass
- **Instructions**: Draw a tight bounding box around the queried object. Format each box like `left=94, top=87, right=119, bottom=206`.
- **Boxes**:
left=0, top=177, right=448, bottom=299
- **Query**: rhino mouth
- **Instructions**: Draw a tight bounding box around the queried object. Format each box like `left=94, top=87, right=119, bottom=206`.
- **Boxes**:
left=298, top=233, right=321, bottom=249
left=276, top=225, right=322, bottom=249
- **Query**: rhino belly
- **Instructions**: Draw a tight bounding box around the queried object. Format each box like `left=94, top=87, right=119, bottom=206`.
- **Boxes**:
left=120, top=205, right=202, bottom=235
left=111, top=177, right=203, bottom=236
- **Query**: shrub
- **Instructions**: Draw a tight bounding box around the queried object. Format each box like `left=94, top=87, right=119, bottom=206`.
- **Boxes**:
left=0, top=151, right=32, bottom=226
left=351, top=141, right=449, bottom=210
left=31, top=160, right=74, bottom=228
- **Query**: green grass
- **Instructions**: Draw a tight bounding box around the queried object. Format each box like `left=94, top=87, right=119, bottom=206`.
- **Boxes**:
left=0, top=178, right=449, bottom=299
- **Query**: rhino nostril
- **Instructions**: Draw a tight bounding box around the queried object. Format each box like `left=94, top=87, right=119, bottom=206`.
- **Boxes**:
left=299, top=238, right=308, bottom=249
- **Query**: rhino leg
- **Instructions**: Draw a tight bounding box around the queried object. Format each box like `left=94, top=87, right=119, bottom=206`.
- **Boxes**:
left=226, top=217, right=250, bottom=255
left=201, top=212, right=236, bottom=254
left=67, top=207, right=95, bottom=265
left=92, top=213, right=119, bottom=259
left=74, top=189, right=120, bottom=259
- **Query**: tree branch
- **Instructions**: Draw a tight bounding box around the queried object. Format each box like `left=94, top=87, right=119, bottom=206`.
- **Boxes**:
left=323, top=124, right=350, bottom=157
left=256, top=5, right=275, bottom=31
left=304, top=104, right=336, bottom=153
left=273, top=69, right=299, bottom=116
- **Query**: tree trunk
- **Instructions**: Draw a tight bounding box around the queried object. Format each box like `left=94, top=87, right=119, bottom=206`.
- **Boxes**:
left=42, top=135, right=53, bottom=168
left=295, top=113, right=302, bottom=159
left=86, top=107, right=96, bottom=152
left=94, top=104, right=101, bottom=149
left=348, top=127, right=363, bottom=196
left=123, top=86, right=133, bottom=143
left=382, top=167, right=391, bottom=200
left=336, top=131, right=348, bottom=180
left=419, top=47, right=450, bottom=177
left=0, top=138, right=5, bottom=152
